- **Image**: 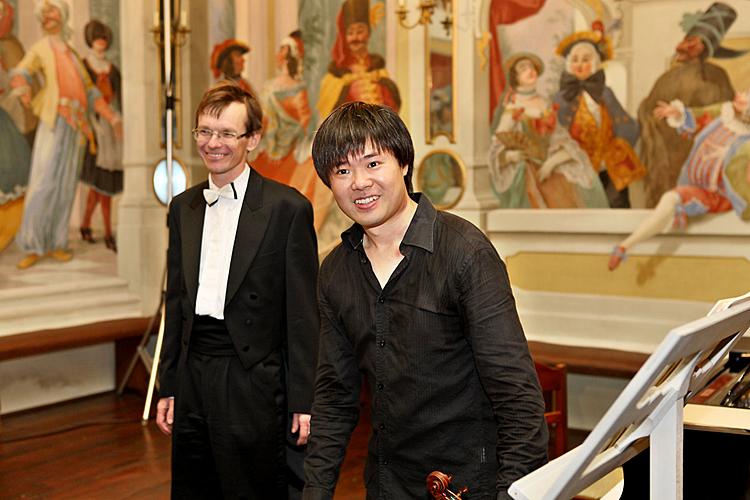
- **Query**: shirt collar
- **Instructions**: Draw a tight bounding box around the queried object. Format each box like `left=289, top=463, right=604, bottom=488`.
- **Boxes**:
left=208, top=164, right=250, bottom=203
left=342, top=193, right=436, bottom=253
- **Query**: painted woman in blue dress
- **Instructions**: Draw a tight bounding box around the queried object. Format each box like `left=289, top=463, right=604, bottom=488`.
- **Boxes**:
left=0, top=0, right=33, bottom=252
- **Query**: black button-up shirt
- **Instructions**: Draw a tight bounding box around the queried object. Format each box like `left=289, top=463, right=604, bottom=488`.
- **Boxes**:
left=304, top=194, right=547, bottom=500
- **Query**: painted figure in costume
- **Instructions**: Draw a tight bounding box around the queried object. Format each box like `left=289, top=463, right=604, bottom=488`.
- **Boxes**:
left=639, top=2, right=741, bottom=207
left=317, top=0, right=400, bottom=119
left=609, top=90, right=750, bottom=271
left=553, top=21, right=646, bottom=208
left=11, top=0, right=122, bottom=270
left=79, top=19, right=122, bottom=253
left=488, top=52, right=609, bottom=209
left=0, top=0, right=34, bottom=252
left=210, top=39, right=255, bottom=97
left=252, top=31, right=331, bottom=230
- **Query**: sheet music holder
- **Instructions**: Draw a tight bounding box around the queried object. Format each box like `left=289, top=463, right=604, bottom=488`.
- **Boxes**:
left=509, top=297, right=750, bottom=500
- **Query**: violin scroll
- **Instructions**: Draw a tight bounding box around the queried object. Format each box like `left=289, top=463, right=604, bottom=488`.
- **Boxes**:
left=426, top=470, right=469, bottom=500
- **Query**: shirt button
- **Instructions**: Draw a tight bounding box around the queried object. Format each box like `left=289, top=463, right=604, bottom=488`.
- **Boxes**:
left=245, top=319, right=252, bottom=325
left=377, top=383, right=384, bottom=390
left=379, top=340, right=385, bottom=347
left=360, top=257, right=367, bottom=264
left=378, top=297, right=385, bottom=303
left=379, top=423, right=385, bottom=430
left=383, top=459, right=389, bottom=465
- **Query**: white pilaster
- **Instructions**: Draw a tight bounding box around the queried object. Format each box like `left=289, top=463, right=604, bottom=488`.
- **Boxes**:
left=117, top=0, right=168, bottom=315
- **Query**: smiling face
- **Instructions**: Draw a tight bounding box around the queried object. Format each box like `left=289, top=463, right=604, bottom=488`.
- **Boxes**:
left=567, top=43, right=598, bottom=80
left=329, top=140, right=411, bottom=231
left=40, top=3, right=62, bottom=34
left=675, top=35, right=705, bottom=62
left=196, top=101, right=260, bottom=186
left=345, top=22, right=370, bottom=57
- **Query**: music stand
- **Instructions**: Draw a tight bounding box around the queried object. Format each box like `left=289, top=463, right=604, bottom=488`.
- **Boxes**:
left=509, top=298, right=750, bottom=500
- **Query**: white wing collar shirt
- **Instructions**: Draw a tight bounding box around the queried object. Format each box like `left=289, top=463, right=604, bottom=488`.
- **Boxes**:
left=195, top=164, right=250, bottom=319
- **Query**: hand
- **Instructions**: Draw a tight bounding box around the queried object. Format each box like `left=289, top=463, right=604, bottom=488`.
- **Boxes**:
left=291, top=412, right=311, bottom=446
left=733, top=91, right=749, bottom=116
left=19, top=90, right=31, bottom=108
left=156, top=397, right=174, bottom=436
left=538, top=148, right=570, bottom=181
left=537, top=160, right=556, bottom=181
left=113, top=120, right=123, bottom=140
left=505, top=150, right=525, bottom=163
left=653, top=100, right=680, bottom=120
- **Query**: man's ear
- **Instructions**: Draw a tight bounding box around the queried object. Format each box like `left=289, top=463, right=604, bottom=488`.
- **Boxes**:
left=246, top=132, right=262, bottom=152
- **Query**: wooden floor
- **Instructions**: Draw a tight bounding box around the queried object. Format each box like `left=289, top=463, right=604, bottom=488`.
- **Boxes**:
left=0, top=391, right=368, bottom=499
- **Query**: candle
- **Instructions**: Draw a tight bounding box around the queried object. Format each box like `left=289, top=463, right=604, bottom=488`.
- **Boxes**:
left=153, top=9, right=159, bottom=27
left=180, top=7, right=188, bottom=28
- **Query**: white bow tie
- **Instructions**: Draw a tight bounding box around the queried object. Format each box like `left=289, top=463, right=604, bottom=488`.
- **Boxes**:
left=203, top=182, right=238, bottom=206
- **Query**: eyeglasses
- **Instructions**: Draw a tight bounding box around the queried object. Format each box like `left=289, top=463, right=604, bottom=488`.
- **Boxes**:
left=192, top=128, right=249, bottom=144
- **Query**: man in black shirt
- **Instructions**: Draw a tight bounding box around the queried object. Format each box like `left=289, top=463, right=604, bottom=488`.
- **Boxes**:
left=303, top=102, right=548, bottom=499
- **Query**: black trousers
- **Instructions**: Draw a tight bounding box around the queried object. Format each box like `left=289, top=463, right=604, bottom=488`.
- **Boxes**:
left=171, top=350, right=288, bottom=499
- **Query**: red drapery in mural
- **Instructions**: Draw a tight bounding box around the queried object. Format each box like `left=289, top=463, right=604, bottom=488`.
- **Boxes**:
left=489, top=0, right=546, bottom=120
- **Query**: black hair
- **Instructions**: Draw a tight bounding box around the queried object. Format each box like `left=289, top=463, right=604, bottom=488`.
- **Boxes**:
left=84, top=19, right=112, bottom=49
left=312, top=102, right=414, bottom=191
left=286, top=30, right=302, bottom=79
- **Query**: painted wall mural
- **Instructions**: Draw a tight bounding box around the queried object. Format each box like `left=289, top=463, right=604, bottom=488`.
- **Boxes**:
left=250, top=32, right=333, bottom=232
left=210, top=38, right=256, bottom=96
left=1, top=0, right=122, bottom=271
left=243, top=0, right=396, bottom=253
left=487, top=0, right=750, bottom=217
left=79, top=18, right=122, bottom=253
left=0, top=0, right=34, bottom=253
left=638, top=2, right=740, bottom=207
left=206, top=0, right=400, bottom=252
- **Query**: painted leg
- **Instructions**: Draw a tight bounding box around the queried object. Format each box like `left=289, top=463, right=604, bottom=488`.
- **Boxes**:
left=101, top=195, right=117, bottom=252
left=81, top=189, right=98, bottom=243
left=609, top=190, right=680, bottom=270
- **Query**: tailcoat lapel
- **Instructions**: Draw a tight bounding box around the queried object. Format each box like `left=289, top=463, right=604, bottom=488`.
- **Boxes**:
left=182, top=182, right=208, bottom=309
left=225, top=169, right=271, bottom=307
